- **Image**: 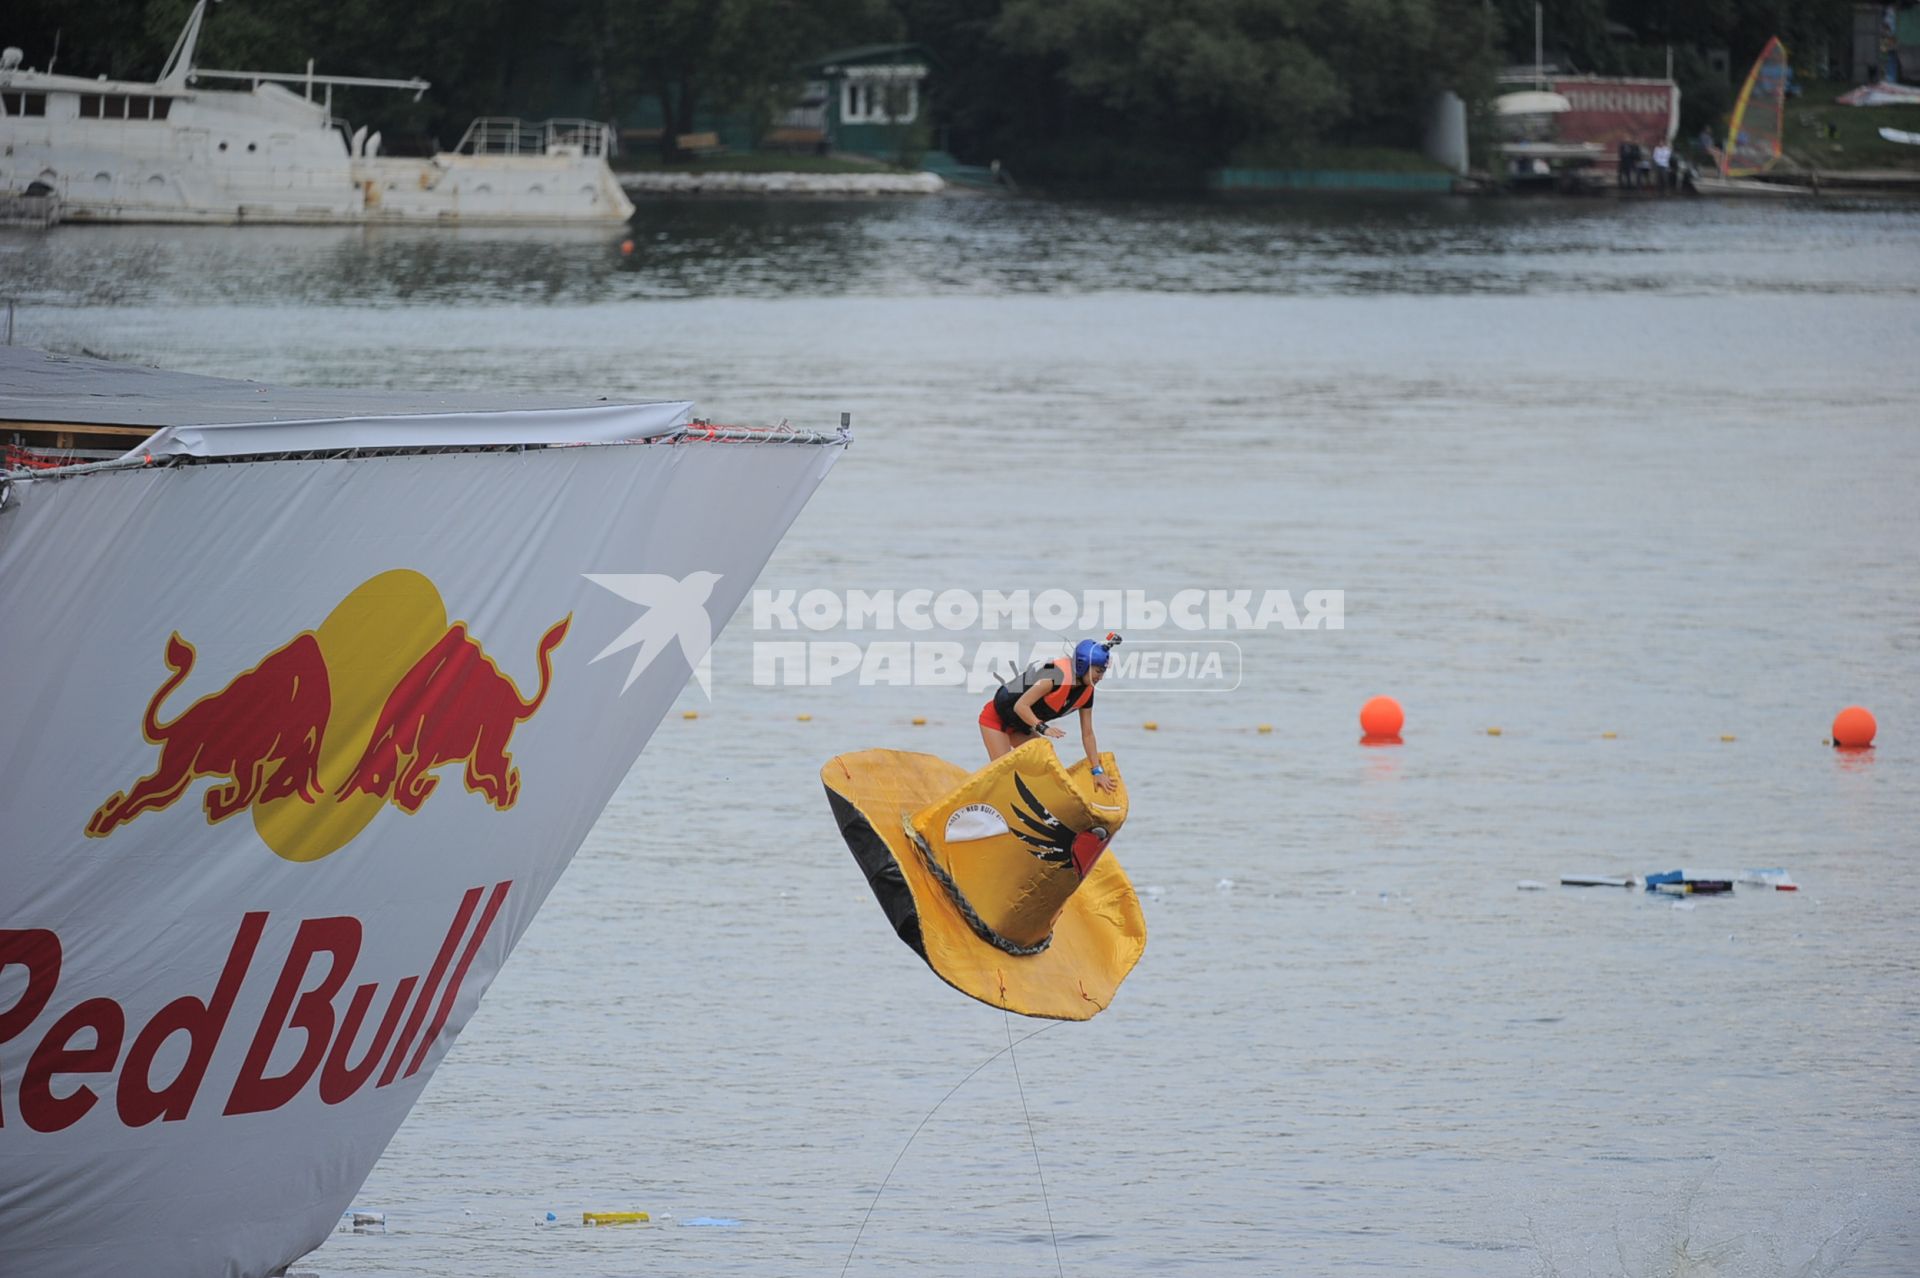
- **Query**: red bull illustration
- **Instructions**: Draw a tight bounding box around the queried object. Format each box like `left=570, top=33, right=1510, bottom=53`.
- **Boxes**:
left=86, top=633, right=332, bottom=837
left=336, top=617, right=570, bottom=814
left=85, top=570, right=568, bottom=860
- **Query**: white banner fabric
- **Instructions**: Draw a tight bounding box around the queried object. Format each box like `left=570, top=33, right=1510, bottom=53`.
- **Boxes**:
left=0, top=435, right=839, bottom=1277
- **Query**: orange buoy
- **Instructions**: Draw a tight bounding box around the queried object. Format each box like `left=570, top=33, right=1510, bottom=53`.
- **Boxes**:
left=1359, top=696, right=1403, bottom=742
left=1832, top=705, right=1877, bottom=749
left=619, top=239, right=635, bottom=255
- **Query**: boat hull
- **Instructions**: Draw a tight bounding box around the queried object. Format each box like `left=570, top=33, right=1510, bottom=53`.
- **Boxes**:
left=0, top=77, right=634, bottom=225
left=0, top=433, right=837, bottom=1276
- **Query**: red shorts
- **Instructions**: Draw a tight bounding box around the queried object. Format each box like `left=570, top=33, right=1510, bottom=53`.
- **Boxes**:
left=978, top=700, right=1032, bottom=734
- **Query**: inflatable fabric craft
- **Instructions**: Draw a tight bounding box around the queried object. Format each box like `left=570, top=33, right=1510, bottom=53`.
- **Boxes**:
left=822, top=739, right=1146, bottom=1020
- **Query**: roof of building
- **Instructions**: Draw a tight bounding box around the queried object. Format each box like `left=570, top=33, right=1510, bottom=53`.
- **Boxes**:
left=799, top=43, right=937, bottom=77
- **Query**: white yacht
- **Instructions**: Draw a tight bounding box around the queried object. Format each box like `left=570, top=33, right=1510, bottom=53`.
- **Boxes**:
left=0, top=1, right=633, bottom=225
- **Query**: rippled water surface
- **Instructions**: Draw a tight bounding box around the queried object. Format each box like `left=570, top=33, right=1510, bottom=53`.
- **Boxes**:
left=5, top=193, right=1919, bottom=1276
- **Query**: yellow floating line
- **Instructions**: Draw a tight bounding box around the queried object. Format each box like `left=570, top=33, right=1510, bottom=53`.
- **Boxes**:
left=1601, top=731, right=1617, bottom=739
left=911, top=716, right=927, bottom=725
left=1257, top=724, right=1273, bottom=734
left=1720, top=734, right=1737, bottom=742
left=797, top=713, right=812, bottom=722
left=1142, top=721, right=1159, bottom=731
left=583, top=1211, right=651, bottom=1226
left=682, top=710, right=699, bottom=720
left=1486, top=727, right=1502, bottom=736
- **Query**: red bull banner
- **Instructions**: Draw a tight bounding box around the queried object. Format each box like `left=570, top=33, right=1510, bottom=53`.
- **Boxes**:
left=0, top=414, right=841, bottom=1277
left=1549, top=76, right=1680, bottom=151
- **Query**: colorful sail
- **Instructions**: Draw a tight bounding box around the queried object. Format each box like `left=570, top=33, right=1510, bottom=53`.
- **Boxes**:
left=1724, top=37, right=1789, bottom=177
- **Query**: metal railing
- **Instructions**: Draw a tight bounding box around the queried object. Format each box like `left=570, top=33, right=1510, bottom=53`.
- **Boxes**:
left=453, top=118, right=617, bottom=159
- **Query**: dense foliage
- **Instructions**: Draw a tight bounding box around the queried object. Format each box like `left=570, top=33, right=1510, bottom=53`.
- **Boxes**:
left=1, top=0, right=1863, bottom=181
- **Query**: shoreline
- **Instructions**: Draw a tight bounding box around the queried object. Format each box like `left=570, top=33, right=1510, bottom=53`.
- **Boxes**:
left=619, top=171, right=947, bottom=197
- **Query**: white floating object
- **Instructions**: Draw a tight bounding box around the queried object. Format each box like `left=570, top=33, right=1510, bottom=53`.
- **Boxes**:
left=1517, top=880, right=1547, bottom=891
left=1560, top=875, right=1633, bottom=887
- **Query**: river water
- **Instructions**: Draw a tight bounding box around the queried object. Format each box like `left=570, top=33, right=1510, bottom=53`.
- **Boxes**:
left=5, top=193, right=1919, bottom=1277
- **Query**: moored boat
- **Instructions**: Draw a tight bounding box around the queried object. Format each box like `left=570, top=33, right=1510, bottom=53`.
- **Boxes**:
left=0, top=2, right=633, bottom=225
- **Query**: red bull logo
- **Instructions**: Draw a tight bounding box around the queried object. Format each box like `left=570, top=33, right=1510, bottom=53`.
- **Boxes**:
left=86, top=570, right=569, bottom=861
left=335, top=620, right=568, bottom=814
left=86, top=633, right=332, bottom=837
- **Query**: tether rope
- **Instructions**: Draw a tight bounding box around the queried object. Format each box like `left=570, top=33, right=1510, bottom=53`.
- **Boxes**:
left=839, top=1020, right=1062, bottom=1278
left=1007, top=1009, right=1066, bottom=1278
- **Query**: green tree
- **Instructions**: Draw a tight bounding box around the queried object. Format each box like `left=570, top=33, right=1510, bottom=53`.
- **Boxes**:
left=915, top=0, right=1493, bottom=182
left=994, top=0, right=1346, bottom=165
left=592, top=0, right=897, bottom=161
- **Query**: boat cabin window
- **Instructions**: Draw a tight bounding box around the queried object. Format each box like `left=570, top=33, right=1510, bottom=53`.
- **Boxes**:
left=2, top=92, right=48, bottom=117
left=78, top=94, right=171, bottom=121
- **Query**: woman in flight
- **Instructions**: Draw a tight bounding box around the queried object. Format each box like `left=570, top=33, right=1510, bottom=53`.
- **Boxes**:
left=978, top=634, right=1120, bottom=792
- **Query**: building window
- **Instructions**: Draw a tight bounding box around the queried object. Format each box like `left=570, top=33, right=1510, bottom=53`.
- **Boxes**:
left=841, top=74, right=919, bottom=125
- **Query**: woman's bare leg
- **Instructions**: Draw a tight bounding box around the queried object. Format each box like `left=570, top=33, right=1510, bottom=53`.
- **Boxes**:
left=981, top=723, right=1018, bottom=761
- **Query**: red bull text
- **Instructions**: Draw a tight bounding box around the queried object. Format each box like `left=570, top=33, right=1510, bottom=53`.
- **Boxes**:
left=0, top=883, right=510, bottom=1132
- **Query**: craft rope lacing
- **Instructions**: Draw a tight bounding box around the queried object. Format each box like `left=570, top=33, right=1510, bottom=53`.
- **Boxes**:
left=902, top=815, right=1053, bottom=957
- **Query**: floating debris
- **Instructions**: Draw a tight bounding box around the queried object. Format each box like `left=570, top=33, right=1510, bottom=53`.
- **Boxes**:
left=1652, top=880, right=1733, bottom=896
left=583, top=1211, right=651, bottom=1227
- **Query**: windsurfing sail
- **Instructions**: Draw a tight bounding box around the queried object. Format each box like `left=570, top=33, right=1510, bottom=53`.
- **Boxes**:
left=1723, top=37, right=1789, bottom=177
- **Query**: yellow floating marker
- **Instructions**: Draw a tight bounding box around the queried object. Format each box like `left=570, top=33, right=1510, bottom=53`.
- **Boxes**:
left=797, top=713, right=812, bottom=722
left=1142, top=720, right=1158, bottom=731
left=1486, top=727, right=1502, bottom=736
left=1601, top=731, right=1617, bottom=739
left=682, top=710, right=698, bottom=720
left=911, top=716, right=927, bottom=725
left=822, top=740, right=1143, bottom=1021
left=1720, top=734, right=1736, bottom=742
left=1257, top=724, right=1273, bottom=734
left=583, top=1211, right=651, bottom=1226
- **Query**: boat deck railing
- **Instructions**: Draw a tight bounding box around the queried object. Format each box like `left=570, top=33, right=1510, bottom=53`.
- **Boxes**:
left=453, top=118, right=618, bottom=159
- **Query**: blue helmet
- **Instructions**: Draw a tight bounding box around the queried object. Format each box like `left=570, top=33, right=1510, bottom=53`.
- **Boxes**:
left=1073, top=635, right=1118, bottom=678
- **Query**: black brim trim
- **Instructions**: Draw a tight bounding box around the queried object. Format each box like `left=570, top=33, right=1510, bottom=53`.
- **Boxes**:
left=825, top=784, right=925, bottom=961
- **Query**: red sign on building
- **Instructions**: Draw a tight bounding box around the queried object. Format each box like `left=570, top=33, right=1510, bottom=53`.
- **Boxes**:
left=1550, top=77, right=1680, bottom=150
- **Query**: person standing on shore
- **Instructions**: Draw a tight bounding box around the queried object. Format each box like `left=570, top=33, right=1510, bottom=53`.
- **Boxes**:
left=1652, top=141, right=1673, bottom=193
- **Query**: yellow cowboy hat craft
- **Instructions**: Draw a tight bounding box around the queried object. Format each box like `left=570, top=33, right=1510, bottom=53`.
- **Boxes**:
left=822, top=739, right=1145, bottom=1020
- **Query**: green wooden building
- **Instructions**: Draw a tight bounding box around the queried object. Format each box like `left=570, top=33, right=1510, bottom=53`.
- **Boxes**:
left=791, top=44, right=933, bottom=159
